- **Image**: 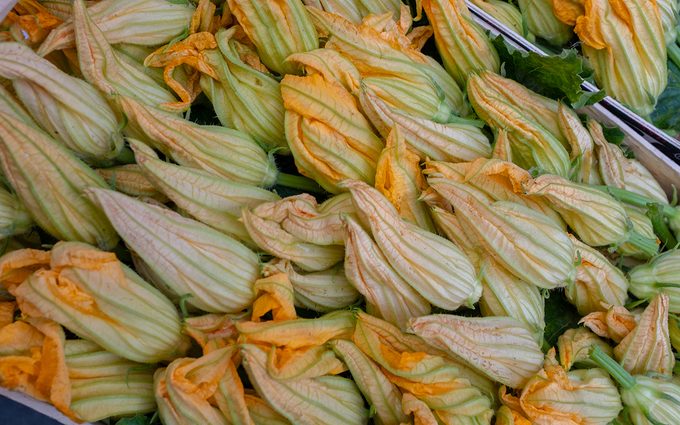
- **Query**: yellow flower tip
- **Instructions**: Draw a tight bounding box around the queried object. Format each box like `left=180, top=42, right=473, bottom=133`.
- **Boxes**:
left=251, top=273, right=297, bottom=322
left=0, top=249, right=51, bottom=293
left=552, top=0, right=585, bottom=26
left=5, top=0, right=62, bottom=45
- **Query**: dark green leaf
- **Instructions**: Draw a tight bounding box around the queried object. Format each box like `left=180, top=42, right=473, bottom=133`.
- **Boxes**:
left=543, top=290, right=581, bottom=348
left=651, top=60, right=680, bottom=135
left=492, top=36, right=605, bottom=108
left=115, top=415, right=153, bottom=425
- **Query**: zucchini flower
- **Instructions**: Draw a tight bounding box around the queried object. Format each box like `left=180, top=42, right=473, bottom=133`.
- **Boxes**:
left=658, top=0, right=679, bottom=45
left=183, top=314, right=242, bottom=355
left=119, top=96, right=278, bottom=187
left=343, top=214, right=431, bottom=328
left=9, top=242, right=188, bottom=363
left=469, top=0, right=528, bottom=38
left=201, top=27, right=287, bottom=150
left=479, top=258, right=546, bottom=344
left=245, top=395, right=290, bottom=424
left=591, top=345, right=680, bottom=425
left=0, top=317, right=73, bottom=418
left=131, top=140, right=279, bottom=244
left=72, top=0, right=178, bottom=110
left=96, top=164, right=167, bottom=202
left=375, top=127, right=435, bottom=232
left=0, top=185, right=32, bottom=239
left=250, top=272, right=297, bottom=323
left=622, top=158, right=668, bottom=204
left=242, top=209, right=344, bottom=272
left=467, top=71, right=571, bottom=176
left=65, top=340, right=155, bottom=422
left=629, top=250, right=680, bottom=313
left=614, top=294, right=674, bottom=377
left=38, top=0, right=194, bottom=56
left=359, top=85, right=492, bottom=162
left=286, top=47, right=362, bottom=93
left=0, top=85, right=34, bottom=125
left=519, top=0, right=573, bottom=46
left=87, top=188, right=260, bottom=314
left=329, top=339, right=408, bottom=425
left=408, top=314, right=544, bottom=388
left=0, top=113, right=118, bottom=249
left=428, top=207, right=482, bottom=266
left=155, top=346, right=246, bottom=425
left=618, top=206, right=658, bottom=259
left=558, top=103, right=600, bottom=185
left=569, top=0, right=667, bottom=116
left=0, top=43, right=123, bottom=161
left=281, top=73, right=383, bottom=193
left=515, top=350, right=622, bottom=424
left=353, top=313, right=495, bottom=422
left=495, top=405, right=532, bottom=425
left=303, top=0, right=402, bottom=24
left=226, top=0, right=318, bottom=75
left=429, top=177, right=575, bottom=289
left=277, top=261, right=359, bottom=312
left=2, top=0, right=62, bottom=46
left=580, top=305, right=639, bottom=343
left=422, top=0, right=500, bottom=87
left=241, top=343, right=369, bottom=425
left=309, top=7, right=469, bottom=116
left=525, top=174, right=658, bottom=257
left=557, top=328, right=613, bottom=371
left=342, top=179, right=481, bottom=310
left=567, top=236, right=629, bottom=315
left=425, top=158, right=564, bottom=227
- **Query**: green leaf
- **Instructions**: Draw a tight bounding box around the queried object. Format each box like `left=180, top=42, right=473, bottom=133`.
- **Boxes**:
left=492, top=36, right=605, bottom=108
left=543, top=290, right=581, bottom=348
left=651, top=60, right=680, bottom=135
left=115, top=415, right=153, bottom=425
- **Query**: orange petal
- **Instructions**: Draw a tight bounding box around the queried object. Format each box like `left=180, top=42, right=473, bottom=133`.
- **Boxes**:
left=0, top=249, right=50, bottom=293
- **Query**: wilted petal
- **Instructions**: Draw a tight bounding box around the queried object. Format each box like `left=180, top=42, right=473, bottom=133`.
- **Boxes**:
left=580, top=305, right=639, bottom=343
left=251, top=273, right=297, bottom=323
left=614, top=294, right=674, bottom=376
left=557, top=328, right=613, bottom=371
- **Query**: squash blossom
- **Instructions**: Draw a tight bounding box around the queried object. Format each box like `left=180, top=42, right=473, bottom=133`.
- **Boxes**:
left=131, top=140, right=279, bottom=245
left=564, top=0, right=667, bottom=116
left=591, top=345, right=680, bottom=425
left=469, top=0, right=529, bottom=38
left=567, top=235, right=629, bottom=315
left=408, top=314, right=544, bottom=389
left=38, top=0, right=194, bottom=56
left=303, top=0, right=402, bottom=24
left=342, top=179, right=481, bottom=310
left=629, top=250, right=680, bottom=314
left=0, top=42, right=123, bottom=161
left=227, top=0, right=318, bottom=75
left=281, top=73, right=383, bottom=193
left=557, top=328, right=613, bottom=371
left=580, top=304, right=639, bottom=344
left=3, top=242, right=188, bottom=363
left=422, top=0, right=500, bottom=87
left=87, top=188, right=260, bottom=314
left=201, top=27, right=288, bottom=151
left=614, top=294, right=674, bottom=377
left=467, top=71, right=571, bottom=176
left=520, top=0, right=573, bottom=46
left=96, top=164, right=167, bottom=202
left=0, top=113, right=118, bottom=249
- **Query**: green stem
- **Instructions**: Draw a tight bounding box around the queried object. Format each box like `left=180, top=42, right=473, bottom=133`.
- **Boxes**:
left=625, top=230, right=660, bottom=258
left=595, top=186, right=677, bottom=217
left=590, top=345, right=636, bottom=390
left=276, top=172, right=325, bottom=194
left=648, top=203, right=678, bottom=249
left=669, top=43, right=680, bottom=70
